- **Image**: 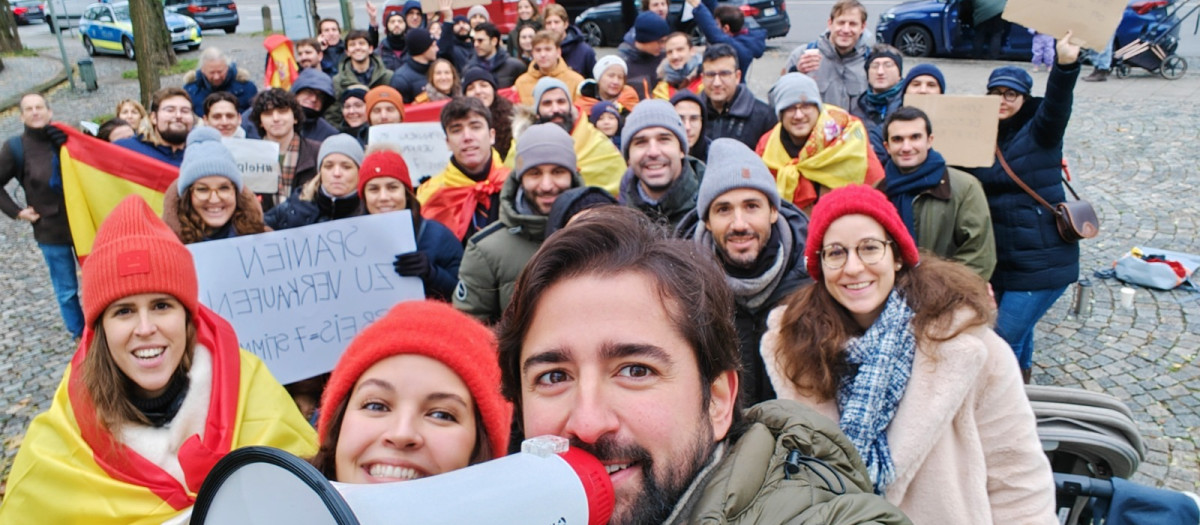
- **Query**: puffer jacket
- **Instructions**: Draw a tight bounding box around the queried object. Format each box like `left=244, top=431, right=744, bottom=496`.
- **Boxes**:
left=966, top=61, right=1081, bottom=291
left=468, top=51, right=528, bottom=89
left=264, top=179, right=361, bottom=230
left=676, top=201, right=811, bottom=406
left=616, top=41, right=661, bottom=100
left=786, top=35, right=868, bottom=112
left=377, top=33, right=406, bottom=71
left=453, top=169, right=584, bottom=323
left=701, top=85, right=777, bottom=150
left=669, top=400, right=913, bottom=525
left=183, top=63, right=258, bottom=116
left=412, top=215, right=464, bottom=302
left=559, top=25, right=597, bottom=79
left=618, top=155, right=705, bottom=232
left=389, top=55, right=433, bottom=103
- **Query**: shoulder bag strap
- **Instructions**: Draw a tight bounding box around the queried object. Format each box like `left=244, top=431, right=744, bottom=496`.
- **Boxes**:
left=995, top=146, right=1055, bottom=213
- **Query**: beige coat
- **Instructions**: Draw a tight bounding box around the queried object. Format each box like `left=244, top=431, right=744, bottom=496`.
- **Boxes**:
left=760, top=307, right=1057, bottom=525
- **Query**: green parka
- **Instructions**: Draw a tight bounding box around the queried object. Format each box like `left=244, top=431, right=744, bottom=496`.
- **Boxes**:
left=453, top=169, right=584, bottom=323
left=669, top=400, right=913, bottom=525
left=910, top=167, right=996, bottom=280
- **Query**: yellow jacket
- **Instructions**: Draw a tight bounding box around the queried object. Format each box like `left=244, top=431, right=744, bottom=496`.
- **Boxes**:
left=513, top=58, right=585, bottom=107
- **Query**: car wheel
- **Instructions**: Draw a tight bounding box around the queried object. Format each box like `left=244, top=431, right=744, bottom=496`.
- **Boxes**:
left=579, top=21, right=603, bottom=47
left=224, top=26, right=236, bottom=34
left=83, top=36, right=96, bottom=56
left=893, top=25, right=933, bottom=57
left=1160, top=55, right=1187, bottom=80
left=123, top=37, right=135, bottom=60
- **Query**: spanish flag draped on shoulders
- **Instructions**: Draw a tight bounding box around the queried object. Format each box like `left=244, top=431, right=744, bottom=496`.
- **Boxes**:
left=418, top=149, right=510, bottom=241
left=0, top=197, right=317, bottom=524
left=757, top=73, right=884, bottom=212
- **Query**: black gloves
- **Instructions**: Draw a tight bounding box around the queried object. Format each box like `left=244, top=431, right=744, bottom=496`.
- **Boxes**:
left=45, top=125, right=67, bottom=148
left=394, top=251, right=432, bottom=280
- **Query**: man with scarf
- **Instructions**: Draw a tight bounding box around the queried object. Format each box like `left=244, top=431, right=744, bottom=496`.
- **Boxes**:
left=418, top=97, right=511, bottom=242
left=676, top=138, right=810, bottom=406
left=854, top=44, right=904, bottom=162
left=653, top=32, right=704, bottom=100
left=454, top=123, right=583, bottom=323
left=756, top=73, right=882, bottom=214
left=0, top=94, right=83, bottom=340
left=882, top=107, right=995, bottom=280
left=617, top=100, right=705, bottom=231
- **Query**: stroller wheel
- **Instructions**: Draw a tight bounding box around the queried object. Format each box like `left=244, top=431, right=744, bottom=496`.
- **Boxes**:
left=1114, top=63, right=1130, bottom=79
left=1160, top=55, right=1187, bottom=80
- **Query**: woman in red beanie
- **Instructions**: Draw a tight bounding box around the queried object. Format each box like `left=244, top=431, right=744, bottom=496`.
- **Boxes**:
left=0, top=195, right=317, bottom=523
left=759, top=184, right=1055, bottom=524
left=358, top=147, right=463, bottom=301
left=310, top=300, right=512, bottom=483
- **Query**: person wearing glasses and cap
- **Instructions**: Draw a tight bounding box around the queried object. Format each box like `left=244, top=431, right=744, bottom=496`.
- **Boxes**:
left=761, top=183, right=1056, bottom=524
left=967, top=32, right=1082, bottom=383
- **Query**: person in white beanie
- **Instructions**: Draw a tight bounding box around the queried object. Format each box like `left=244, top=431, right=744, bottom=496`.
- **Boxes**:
left=575, top=54, right=640, bottom=118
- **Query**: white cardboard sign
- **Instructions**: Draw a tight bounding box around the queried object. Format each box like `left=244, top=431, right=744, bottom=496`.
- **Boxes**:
left=188, top=212, right=424, bottom=384
left=222, top=138, right=281, bottom=194
left=368, top=122, right=451, bottom=186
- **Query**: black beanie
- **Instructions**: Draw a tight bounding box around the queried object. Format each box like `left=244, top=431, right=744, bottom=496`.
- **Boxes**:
left=461, top=67, right=497, bottom=92
left=406, top=28, right=434, bottom=56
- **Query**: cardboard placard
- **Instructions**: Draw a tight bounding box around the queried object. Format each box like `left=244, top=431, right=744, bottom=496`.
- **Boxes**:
left=1002, top=0, right=1128, bottom=48
left=904, top=94, right=1000, bottom=168
left=368, top=122, right=452, bottom=186
left=188, top=212, right=424, bottom=384
left=222, top=138, right=281, bottom=194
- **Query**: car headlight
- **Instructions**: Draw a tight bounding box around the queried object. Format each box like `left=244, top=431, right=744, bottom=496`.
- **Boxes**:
left=881, top=11, right=895, bottom=22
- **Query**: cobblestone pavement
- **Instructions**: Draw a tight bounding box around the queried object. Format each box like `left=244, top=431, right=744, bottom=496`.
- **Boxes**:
left=1, top=28, right=1198, bottom=494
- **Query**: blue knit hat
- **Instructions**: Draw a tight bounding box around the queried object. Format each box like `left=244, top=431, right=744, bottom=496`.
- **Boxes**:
left=589, top=101, right=621, bottom=125
left=900, top=63, right=946, bottom=94
left=177, top=127, right=242, bottom=196
left=634, top=12, right=670, bottom=43
left=987, top=65, right=1034, bottom=95
left=620, top=99, right=688, bottom=158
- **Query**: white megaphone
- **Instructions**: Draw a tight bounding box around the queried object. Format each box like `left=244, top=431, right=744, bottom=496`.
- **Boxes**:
left=192, top=435, right=614, bottom=525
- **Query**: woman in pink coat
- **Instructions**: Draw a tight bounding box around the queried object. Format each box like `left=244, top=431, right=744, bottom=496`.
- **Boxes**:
left=760, top=184, right=1056, bottom=524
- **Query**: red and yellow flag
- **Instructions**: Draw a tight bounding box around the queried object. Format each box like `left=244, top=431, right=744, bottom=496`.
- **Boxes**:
left=57, top=124, right=178, bottom=259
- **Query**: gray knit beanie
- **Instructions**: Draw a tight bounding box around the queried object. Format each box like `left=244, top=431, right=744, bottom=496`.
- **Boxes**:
left=513, top=123, right=578, bottom=180
left=697, top=138, right=780, bottom=221
left=177, top=127, right=242, bottom=196
left=318, top=134, right=365, bottom=168
left=467, top=4, right=490, bottom=22
left=533, top=77, right=571, bottom=108
left=769, top=72, right=823, bottom=116
left=620, top=99, right=688, bottom=159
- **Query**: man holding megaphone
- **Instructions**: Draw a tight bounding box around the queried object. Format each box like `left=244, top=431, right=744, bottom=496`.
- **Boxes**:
left=496, top=206, right=913, bottom=525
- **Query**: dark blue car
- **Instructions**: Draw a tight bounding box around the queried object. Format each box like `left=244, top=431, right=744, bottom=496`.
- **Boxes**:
left=876, top=0, right=1180, bottom=58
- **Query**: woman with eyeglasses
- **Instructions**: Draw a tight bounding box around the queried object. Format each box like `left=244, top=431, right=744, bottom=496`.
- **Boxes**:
left=760, top=184, right=1056, bottom=524
left=162, top=127, right=267, bottom=244
left=969, top=32, right=1082, bottom=382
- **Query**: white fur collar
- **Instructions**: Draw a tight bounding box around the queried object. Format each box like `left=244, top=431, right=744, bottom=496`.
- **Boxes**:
left=118, top=344, right=214, bottom=487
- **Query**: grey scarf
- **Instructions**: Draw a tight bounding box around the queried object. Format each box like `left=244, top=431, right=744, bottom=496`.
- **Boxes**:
left=694, top=217, right=793, bottom=310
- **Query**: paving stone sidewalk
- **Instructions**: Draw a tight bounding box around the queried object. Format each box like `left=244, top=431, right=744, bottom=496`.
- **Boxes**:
left=0, top=39, right=1197, bottom=495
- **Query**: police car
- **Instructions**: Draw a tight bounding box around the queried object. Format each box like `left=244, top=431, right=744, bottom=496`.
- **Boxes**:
left=79, top=1, right=202, bottom=60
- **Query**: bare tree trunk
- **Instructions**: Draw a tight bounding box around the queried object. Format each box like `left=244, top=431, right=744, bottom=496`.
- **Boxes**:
left=0, top=0, right=25, bottom=53
left=128, top=0, right=177, bottom=107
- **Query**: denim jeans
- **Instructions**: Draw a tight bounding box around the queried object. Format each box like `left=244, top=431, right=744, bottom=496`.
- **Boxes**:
left=1089, top=40, right=1115, bottom=71
left=38, top=243, right=84, bottom=338
left=993, top=286, right=1069, bottom=370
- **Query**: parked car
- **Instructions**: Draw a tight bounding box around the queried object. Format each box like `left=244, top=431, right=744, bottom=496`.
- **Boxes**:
left=79, top=1, right=202, bottom=60
left=876, top=0, right=1180, bottom=59
left=164, top=0, right=238, bottom=33
left=11, top=0, right=45, bottom=25
left=574, top=0, right=790, bottom=47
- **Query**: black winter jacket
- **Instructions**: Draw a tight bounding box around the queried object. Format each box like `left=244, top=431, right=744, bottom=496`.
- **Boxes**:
left=966, top=62, right=1081, bottom=291
left=560, top=26, right=597, bottom=78
left=702, top=85, right=777, bottom=150
left=389, top=56, right=432, bottom=103
left=617, top=42, right=661, bottom=100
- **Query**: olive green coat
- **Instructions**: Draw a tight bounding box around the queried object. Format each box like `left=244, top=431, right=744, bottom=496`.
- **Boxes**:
left=912, top=167, right=997, bottom=280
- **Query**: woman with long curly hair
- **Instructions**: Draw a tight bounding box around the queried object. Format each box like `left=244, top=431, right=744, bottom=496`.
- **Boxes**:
left=0, top=195, right=316, bottom=523
left=161, top=127, right=267, bottom=243
left=759, top=184, right=1056, bottom=524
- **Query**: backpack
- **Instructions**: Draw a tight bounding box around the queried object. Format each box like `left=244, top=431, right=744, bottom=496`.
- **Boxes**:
left=7, top=136, right=23, bottom=183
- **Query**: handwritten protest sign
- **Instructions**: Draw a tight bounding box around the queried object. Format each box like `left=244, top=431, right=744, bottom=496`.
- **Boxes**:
left=416, top=0, right=487, bottom=13
left=905, top=95, right=1000, bottom=168
left=188, top=212, right=423, bottom=384
left=1003, top=0, right=1128, bottom=48
left=222, top=138, right=281, bottom=194
left=368, top=122, right=451, bottom=185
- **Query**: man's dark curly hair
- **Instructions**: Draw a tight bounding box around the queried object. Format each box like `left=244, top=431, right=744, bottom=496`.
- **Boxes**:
left=250, top=88, right=304, bottom=136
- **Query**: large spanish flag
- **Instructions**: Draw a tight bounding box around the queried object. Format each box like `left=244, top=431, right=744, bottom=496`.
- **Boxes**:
left=57, top=123, right=179, bottom=259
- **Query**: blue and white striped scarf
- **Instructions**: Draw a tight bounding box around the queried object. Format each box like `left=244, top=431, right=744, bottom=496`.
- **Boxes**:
left=836, top=290, right=917, bottom=494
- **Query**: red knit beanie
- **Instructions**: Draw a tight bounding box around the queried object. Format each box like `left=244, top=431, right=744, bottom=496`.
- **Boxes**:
left=81, top=195, right=200, bottom=329
left=357, top=149, right=413, bottom=200
left=804, top=184, right=920, bottom=279
left=318, top=300, right=512, bottom=459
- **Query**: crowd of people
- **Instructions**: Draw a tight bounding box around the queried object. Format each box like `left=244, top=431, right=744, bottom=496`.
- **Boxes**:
left=1, top=0, right=1093, bottom=521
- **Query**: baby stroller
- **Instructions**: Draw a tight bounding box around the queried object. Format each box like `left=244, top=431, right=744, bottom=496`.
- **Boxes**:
left=1112, top=0, right=1199, bottom=79
left=1027, top=385, right=1200, bottom=524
